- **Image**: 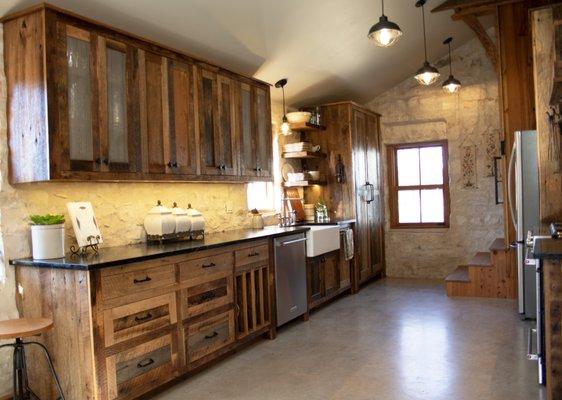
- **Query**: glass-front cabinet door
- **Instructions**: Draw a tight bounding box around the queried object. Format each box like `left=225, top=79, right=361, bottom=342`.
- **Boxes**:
left=99, top=37, right=138, bottom=173
left=63, top=24, right=98, bottom=172
left=239, top=82, right=256, bottom=177
left=254, top=86, right=272, bottom=178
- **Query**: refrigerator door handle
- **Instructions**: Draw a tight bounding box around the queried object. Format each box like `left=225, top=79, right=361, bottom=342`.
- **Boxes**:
left=507, top=140, right=517, bottom=230
left=527, top=327, right=539, bottom=361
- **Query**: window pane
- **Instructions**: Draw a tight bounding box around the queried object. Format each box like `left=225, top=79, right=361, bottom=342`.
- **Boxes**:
left=420, top=146, right=443, bottom=185
left=397, top=148, right=420, bottom=186
left=398, top=190, right=421, bottom=223
left=421, top=189, right=444, bottom=223
left=247, top=182, right=275, bottom=211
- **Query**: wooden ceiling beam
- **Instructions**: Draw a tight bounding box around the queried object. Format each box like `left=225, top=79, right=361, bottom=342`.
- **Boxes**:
left=431, top=0, right=522, bottom=13
left=460, top=14, right=500, bottom=74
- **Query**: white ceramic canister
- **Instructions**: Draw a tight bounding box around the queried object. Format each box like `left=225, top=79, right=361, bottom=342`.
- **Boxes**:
left=251, top=212, right=264, bottom=229
left=143, top=201, right=176, bottom=236
left=172, top=203, right=191, bottom=234
left=186, top=204, right=205, bottom=232
left=31, top=224, right=65, bottom=259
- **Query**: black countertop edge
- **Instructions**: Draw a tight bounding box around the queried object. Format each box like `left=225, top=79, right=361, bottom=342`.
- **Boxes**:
left=290, top=219, right=356, bottom=227
left=532, top=237, right=562, bottom=260
left=10, top=227, right=310, bottom=271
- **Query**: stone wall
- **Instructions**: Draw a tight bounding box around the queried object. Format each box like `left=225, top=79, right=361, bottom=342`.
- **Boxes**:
left=365, top=30, right=504, bottom=279
left=0, top=24, right=283, bottom=392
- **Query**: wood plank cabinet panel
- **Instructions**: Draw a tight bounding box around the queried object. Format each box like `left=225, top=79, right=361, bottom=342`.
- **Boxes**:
left=185, top=310, right=235, bottom=364
left=101, top=263, right=176, bottom=301
left=198, top=67, right=221, bottom=176
left=234, top=243, right=269, bottom=268
left=103, top=292, right=177, bottom=347
left=106, top=332, right=178, bottom=399
left=217, top=73, right=238, bottom=176
left=179, top=251, right=233, bottom=285
left=167, top=59, right=198, bottom=175
left=255, top=85, right=272, bottom=178
left=181, top=275, right=234, bottom=318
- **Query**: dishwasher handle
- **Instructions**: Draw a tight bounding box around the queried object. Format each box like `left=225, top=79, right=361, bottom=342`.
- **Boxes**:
left=276, top=237, right=307, bottom=247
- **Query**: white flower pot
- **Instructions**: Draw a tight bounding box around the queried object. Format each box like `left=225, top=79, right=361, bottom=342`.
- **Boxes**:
left=31, top=224, right=65, bottom=259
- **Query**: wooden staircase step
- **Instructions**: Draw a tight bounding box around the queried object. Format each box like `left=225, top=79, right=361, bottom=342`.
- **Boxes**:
left=468, top=252, right=492, bottom=267
left=445, top=266, right=470, bottom=282
left=489, top=238, right=507, bottom=252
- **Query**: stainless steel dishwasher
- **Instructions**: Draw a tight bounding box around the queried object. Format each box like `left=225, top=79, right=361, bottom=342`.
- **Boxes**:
left=274, top=233, right=307, bottom=327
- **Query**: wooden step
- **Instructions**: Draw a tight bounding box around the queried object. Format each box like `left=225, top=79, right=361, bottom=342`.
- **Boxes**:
left=468, top=252, right=492, bottom=267
left=445, top=266, right=470, bottom=282
left=489, top=238, right=507, bottom=253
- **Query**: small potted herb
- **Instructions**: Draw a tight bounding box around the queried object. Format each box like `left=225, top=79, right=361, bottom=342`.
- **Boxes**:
left=29, top=214, right=65, bottom=259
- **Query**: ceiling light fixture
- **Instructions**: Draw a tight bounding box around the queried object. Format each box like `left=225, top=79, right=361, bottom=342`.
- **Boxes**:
left=442, top=37, right=461, bottom=94
left=275, top=78, right=291, bottom=136
left=368, top=0, right=402, bottom=47
left=414, top=0, right=440, bottom=86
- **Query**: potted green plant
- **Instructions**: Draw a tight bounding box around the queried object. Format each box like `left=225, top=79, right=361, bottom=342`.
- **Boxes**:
left=29, top=214, right=65, bottom=259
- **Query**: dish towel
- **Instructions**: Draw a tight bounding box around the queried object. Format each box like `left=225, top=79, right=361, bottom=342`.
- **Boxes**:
left=343, top=228, right=354, bottom=261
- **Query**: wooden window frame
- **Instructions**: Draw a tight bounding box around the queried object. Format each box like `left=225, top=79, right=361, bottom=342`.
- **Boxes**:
left=387, top=140, right=450, bottom=229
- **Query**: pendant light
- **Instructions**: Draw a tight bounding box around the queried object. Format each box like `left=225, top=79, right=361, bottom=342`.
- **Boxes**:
left=442, top=37, right=461, bottom=94
left=368, top=0, right=402, bottom=47
left=275, top=78, right=291, bottom=136
left=414, top=0, right=440, bottom=86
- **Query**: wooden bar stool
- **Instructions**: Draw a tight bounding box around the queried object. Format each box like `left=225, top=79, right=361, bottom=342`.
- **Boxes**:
left=0, top=318, right=65, bottom=400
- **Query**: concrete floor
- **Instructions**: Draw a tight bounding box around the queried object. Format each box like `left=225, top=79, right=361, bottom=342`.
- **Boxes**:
left=154, top=279, right=545, bottom=400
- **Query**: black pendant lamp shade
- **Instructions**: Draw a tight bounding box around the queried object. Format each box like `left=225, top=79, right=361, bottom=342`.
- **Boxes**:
left=368, top=0, right=402, bottom=47
left=275, top=78, right=291, bottom=136
left=442, top=37, right=461, bottom=94
left=414, top=0, right=440, bottom=86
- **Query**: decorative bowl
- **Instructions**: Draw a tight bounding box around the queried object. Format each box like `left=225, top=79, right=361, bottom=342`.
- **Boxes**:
left=286, top=111, right=312, bottom=124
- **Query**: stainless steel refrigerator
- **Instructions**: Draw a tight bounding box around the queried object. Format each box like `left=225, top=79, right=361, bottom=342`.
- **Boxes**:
left=508, top=130, right=539, bottom=319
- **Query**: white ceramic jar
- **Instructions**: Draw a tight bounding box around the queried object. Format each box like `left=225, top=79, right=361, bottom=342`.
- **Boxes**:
left=186, top=204, right=205, bottom=232
left=172, top=203, right=191, bottom=234
left=144, top=201, right=176, bottom=236
left=31, top=224, right=65, bottom=259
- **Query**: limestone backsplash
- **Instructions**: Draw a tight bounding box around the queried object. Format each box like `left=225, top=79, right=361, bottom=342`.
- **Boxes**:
left=365, top=29, right=504, bottom=279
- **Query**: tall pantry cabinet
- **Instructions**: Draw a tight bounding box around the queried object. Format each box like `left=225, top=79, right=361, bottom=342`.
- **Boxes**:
left=314, top=102, right=384, bottom=285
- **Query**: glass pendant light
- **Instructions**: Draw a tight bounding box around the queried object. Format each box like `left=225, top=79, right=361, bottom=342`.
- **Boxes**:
left=275, top=78, right=291, bottom=136
left=442, top=37, right=461, bottom=94
left=368, top=0, right=402, bottom=47
left=414, top=0, right=440, bottom=86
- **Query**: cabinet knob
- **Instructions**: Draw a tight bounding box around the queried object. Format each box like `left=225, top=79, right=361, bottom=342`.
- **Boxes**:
left=167, top=161, right=173, bottom=168
left=95, top=158, right=102, bottom=165
left=173, top=162, right=178, bottom=168
left=103, top=159, right=109, bottom=165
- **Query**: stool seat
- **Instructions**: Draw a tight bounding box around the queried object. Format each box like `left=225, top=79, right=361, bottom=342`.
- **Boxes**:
left=0, top=318, right=53, bottom=340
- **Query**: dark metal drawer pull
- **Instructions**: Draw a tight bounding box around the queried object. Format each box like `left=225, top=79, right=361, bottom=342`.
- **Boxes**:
left=248, top=251, right=260, bottom=257
left=202, top=262, right=216, bottom=269
left=204, top=331, right=218, bottom=340
left=137, top=358, right=154, bottom=369
left=133, top=276, right=152, bottom=284
left=135, top=313, right=153, bottom=322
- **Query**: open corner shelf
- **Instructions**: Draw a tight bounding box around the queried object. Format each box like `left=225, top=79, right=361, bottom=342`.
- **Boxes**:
left=289, top=122, right=327, bottom=132
left=282, top=151, right=327, bottom=159
left=283, top=180, right=327, bottom=188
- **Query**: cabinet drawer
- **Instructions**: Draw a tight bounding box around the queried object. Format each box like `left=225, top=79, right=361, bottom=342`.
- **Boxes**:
left=179, top=252, right=233, bottom=284
left=234, top=243, right=269, bottom=269
left=101, top=264, right=176, bottom=301
left=106, top=333, right=178, bottom=399
left=182, top=275, right=233, bottom=318
left=103, top=293, right=177, bottom=347
left=186, top=310, right=234, bottom=363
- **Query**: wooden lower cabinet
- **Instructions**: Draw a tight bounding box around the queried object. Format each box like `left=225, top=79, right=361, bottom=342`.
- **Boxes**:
left=307, top=250, right=348, bottom=311
left=105, top=332, right=179, bottom=400
left=185, top=310, right=235, bottom=364
left=14, top=238, right=274, bottom=400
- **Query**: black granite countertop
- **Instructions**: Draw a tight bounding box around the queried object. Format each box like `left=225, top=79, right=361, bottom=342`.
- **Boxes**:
left=533, top=237, right=562, bottom=260
left=10, top=226, right=310, bottom=271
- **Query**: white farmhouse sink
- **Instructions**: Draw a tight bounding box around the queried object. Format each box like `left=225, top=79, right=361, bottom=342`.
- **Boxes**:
left=304, top=225, right=340, bottom=257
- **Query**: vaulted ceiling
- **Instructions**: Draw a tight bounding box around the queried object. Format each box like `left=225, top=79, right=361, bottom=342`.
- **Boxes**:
left=1, top=0, right=484, bottom=106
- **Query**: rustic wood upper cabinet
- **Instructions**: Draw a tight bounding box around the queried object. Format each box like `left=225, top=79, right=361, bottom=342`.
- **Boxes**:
left=239, top=82, right=273, bottom=179
left=3, top=4, right=271, bottom=183
left=198, top=68, right=238, bottom=176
